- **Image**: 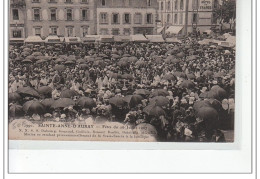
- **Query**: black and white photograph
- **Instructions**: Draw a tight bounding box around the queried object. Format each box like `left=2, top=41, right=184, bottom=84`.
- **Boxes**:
left=8, top=0, right=236, bottom=142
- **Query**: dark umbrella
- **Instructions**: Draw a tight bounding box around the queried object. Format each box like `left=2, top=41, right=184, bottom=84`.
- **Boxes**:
left=186, top=73, right=196, bottom=80
left=15, top=56, right=23, bottom=61
left=121, top=74, right=134, bottom=80
left=163, top=74, right=176, bottom=81
left=150, top=89, right=169, bottom=97
left=180, top=80, right=195, bottom=89
left=202, top=70, right=214, bottom=77
left=143, top=105, right=166, bottom=117
left=214, top=71, right=226, bottom=78
left=149, top=96, right=169, bottom=107
left=193, top=100, right=213, bottom=112
left=109, top=96, right=127, bottom=107
left=134, top=89, right=151, bottom=96
left=23, top=100, right=45, bottom=115
left=65, top=60, right=76, bottom=65
left=54, top=64, right=66, bottom=72
left=76, top=59, right=86, bottom=64
left=9, top=92, right=21, bottom=103
left=36, top=59, right=47, bottom=64
left=124, top=95, right=143, bottom=108
left=9, top=104, right=24, bottom=118
left=51, top=98, right=75, bottom=109
left=60, top=89, right=78, bottom=98
left=128, top=56, right=138, bottom=63
left=55, top=58, right=65, bottom=63
left=17, top=87, right=40, bottom=98
left=77, top=97, right=96, bottom=108
left=173, top=71, right=186, bottom=78
left=37, top=86, right=53, bottom=97
left=196, top=107, right=219, bottom=130
left=41, top=98, right=55, bottom=109
left=79, top=64, right=89, bottom=70
left=22, top=59, right=32, bottom=63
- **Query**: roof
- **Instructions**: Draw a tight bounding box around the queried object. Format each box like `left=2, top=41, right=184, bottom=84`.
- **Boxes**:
left=146, top=35, right=165, bottom=43
left=24, top=36, right=44, bottom=43
left=165, top=26, right=183, bottom=34
left=157, top=26, right=164, bottom=34
left=130, top=34, right=148, bottom=42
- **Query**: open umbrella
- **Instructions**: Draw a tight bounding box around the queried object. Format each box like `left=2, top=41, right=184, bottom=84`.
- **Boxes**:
left=9, top=92, right=21, bottom=103
left=186, top=73, right=196, bottom=80
left=77, top=97, right=96, bottom=108
left=109, top=96, right=127, bottom=107
left=36, top=59, right=47, bottom=64
left=173, top=71, right=186, bottom=78
left=134, top=89, right=150, bottom=96
left=176, top=52, right=185, bottom=58
left=209, top=86, right=227, bottom=100
left=128, top=56, right=138, bottom=63
left=202, top=70, right=213, bottom=77
left=9, top=104, right=24, bottom=118
left=193, top=100, right=212, bottom=112
left=124, top=95, right=143, bottom=108
left=76, top=59, right=86, bottom=64
left=14, top=56, right=23, bottom=62
left=37, top=86, right=53, bottom=97
left=60, top=89, right=78, bottom=98
left=55, top=58, right=65, bottom=63
left=123, top=54, right=131, bottom=57
left=22, top=59, right=32, bottom=63
left=79, top=64, right=88, bottom=70
left=150, top=89, right=169, bottom=97
left=51, top=98, right=75, bottom=109
left=149, top=96, right=169, bottom=107
left=23, top=100, right=45, bottom=115
left=143, top=105, right=166, bottom=117
left=180, top=80, right=195, bottom=89
left=121, top=74, right=134, bottom=80
left=17, top=87, right=40, bottom=98
left=111, top=54, right=120, bottom=59
left=54, top=64, right=66, bottom=72
left=65, top=60, right=76, bottom=65
left=32, top=52, right=43, bottom=56
left=163, top=74, right=176, bottom=81
left=135, top=61, right=146, bottom=67
left=41, top=98, right=55, bottom=109
left=117, top=60, right=129, bottom=67
left=214, top=71, right=226, bottom=78
left=196, top=107, right=219, bottom=130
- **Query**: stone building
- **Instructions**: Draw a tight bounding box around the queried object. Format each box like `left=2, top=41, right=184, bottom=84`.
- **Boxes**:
left=24, top=0, right=97, bottom=38
left=157, top=0, right=219, bottom=35
left=96, top=0, right=159, bottom=35
left=10, top=0, right=27, bottom=43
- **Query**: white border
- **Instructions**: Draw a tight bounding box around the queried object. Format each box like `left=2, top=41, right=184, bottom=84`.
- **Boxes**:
left=1, top=0, right=255, bottom=176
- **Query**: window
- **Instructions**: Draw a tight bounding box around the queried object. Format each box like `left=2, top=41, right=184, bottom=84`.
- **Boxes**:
left=192, top=13, right=198, bottom=23
left=101, top=0, right=106, bottom=6
left=161, top=2, right=164, bottom=10
left=100, top=28, right=108, bottom=35
left=192, top=0, right=199, bottom=10
left=134, top=13, right=142, bottom=24
left=167, top=14, right=170, bottom=23
left=213, top=0, right=218, bottom=8
left=179, top=13, right=183, bottom=24
left=67, top=9, right=72, bottom=20
left=112, top=28, right=120, bottom=35
left=13, top=30, right=22, bottom=38
left=66, top=27, right=74, bottom=37
left=82, top=27, right=88, bottom=36
left=100, top=13, right=108, bottom=23
left=12, top=9, right=19, bottom=20
left=124, top=28, right=130, bottom=35
left=112, top=13, right=119, bottom=24
left=212, top=13, right=217, bottom=24
left=35, top=27, right=41, bottom=36
left=32, top=0, right=40, bottom=2
left=180, top=0, right=184, bottom=10
left=174, top=13, right=178, bottom=24
left=82, top=9, right=88, bottom=20
left=50, top=26, right=57, bottom=35
left=49, top=0, right=56, bottom=3
left=167, top=1, right=171, bottom=10
left=124, top=13, right=130, bottom=24
left=50, top=9, right=56, bottom=21
left=65, top=0, right=72, bottom=3
left=147, top=0, right=151, bottom=6
left=175, top=0, right=178, bottom=10
left=146, top=13, right=152, bottom=24
left=33, top=8, right=40, bottom=21
left=81, top=0, right=89, bottom=3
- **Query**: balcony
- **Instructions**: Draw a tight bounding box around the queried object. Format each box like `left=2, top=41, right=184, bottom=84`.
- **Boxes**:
left=10, top=0, right=26, bottom=8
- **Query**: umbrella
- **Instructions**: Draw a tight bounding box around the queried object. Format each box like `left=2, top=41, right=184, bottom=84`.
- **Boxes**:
left=60, top=89, right=78, bottom=98
left=36, top=59, right=47, bottom=64
left=109, top=72, right=120, bottom=79
left=99, top=54, right=108, bottom=58
left=76, top=59, right=86, bottom=64
left=196, top=107, right=219, bottom=130
left=9, top=92, right=21, bottom=103
left=109, top=96, right=127, bottom=107
left=155, top=57, right=163, bottom=64
left=180, top=80, right=195, bottom=89
left=193, top=100, right=212, bottom=112
left=15, top=57, right=23, bottom=61
left=187, top=55, right=198, bottom=61
left=207, top=99, right=222, bottom=111
left=122, top=54, right=131, bottom=57
left=23, top=100, right=45, bottom=115
left=186, top=73, right=196, bottom=80
left=9, top=104, right=24, bottom=117
left=21, top=51, right=30, bottom=57
left=77, top=97, right=96, bottom=108
left=79, top=64, right=88, bottom=70
left=134, top=89, right=150, bottom=96
left=95, top=57, right=103, bottom=61
left=22, top=59, right=32, bottom=63
left=17, top=87, right=40, bottom=98
left=143, top=105, right=166, bottom=117
left=202, top=70, right=214, bottom=77
left=199, top=92, right=210, bottom=99
left=32, top=52, right=43, bottom=56
left=214, top=71, right=226, bottom=78
left=41, top=98, right=55, bottom=109
left=37, top=86, right=53, bottom=97
left=55, top=58, right=65, bottom=63
left=23, top=47, right=31, bottom=52
left=173, top=71, right=186, bottom=78
left=176, top=52, right=185, bottom=58
left=51, top=98, right=75, bottom=109
left=135, top=61, right=146, bottom=67
left=209, top=86, right=227, bottom=100
left=149, top=96, right=169, bottom=107
left=150, top=89, right=169, bottom=97
left=65, top=60, right=76, bottom=65
left=111, top=54, right=120, bottom=59
left=54, top=64, right=66, bottom=72
left=124, top=95, right=143, bottom=108
left=93, top=60, right=106, bottom=67
left=163, top=74, right=176, bottom=81
left=121, top=74, right=134, bottom=80
left=117, top=60, right=128, bottom=67
left=128, top=56, right=138, bottom=62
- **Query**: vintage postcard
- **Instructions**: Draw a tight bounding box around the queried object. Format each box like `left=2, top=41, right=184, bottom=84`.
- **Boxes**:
left=8, top=0, right=236, bottom=142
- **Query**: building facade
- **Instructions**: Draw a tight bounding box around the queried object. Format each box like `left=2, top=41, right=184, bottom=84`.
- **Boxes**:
left=96, top=0, right=158, bottom=35
left=24, top=0, right=97, bottom=38
left=157, top=0, right=219, bottom=35
left=10, top=0, right=27, bottom=43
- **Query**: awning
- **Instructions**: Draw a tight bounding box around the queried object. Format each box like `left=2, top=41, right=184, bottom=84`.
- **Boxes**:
left=165, top=37, right=181, bottom=43
left=198, top=39, right=213, bottom=45
left=203, top=30, right=213, bottom=35
left=24, top=36, right=44, bottom=43
left=165, top=26, right=183, bottom=34
left=64, top=37, right=81, bottom=43
left=157, top=26, right=164, bottom=34
left=146, top=35, right=165, bottom=43
left=130, top=34, right=148, bottom=42
left=114, top=36, right=131, bottom=42
left=10, top=38, right=25, bottom=43
left=97, top=35, right=114, bottom=42
left=45, top=35, right=62, bottom=43
left=82, top=35, right=100, bottom=43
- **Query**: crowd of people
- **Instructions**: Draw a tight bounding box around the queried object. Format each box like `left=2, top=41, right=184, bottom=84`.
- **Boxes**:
left=8, top=33, right=235, bottom=142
